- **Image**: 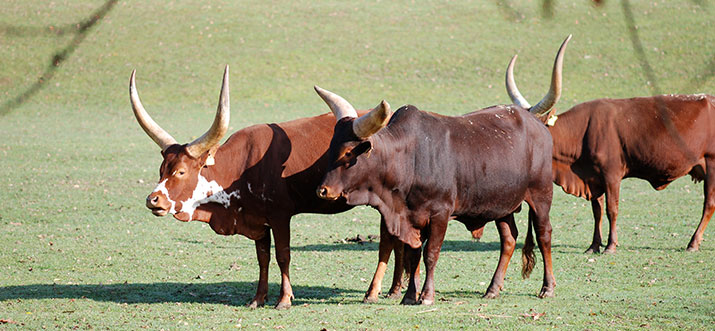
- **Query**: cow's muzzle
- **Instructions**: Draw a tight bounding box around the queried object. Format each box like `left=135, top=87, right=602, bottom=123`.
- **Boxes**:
left=146, top=192, right=170, bottom=216
left=316, top=185, right=340, bottom=200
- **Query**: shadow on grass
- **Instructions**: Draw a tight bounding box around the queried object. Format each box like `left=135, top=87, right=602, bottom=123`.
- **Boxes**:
left=0, top=282, right=361, bottom=307
left=550, top=243, right=695, bottom=254
left=291, top=240, right=502, bottom=252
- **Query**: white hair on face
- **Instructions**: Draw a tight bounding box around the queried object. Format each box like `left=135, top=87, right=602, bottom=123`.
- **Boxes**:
left=153, top=179, right=177, bottom=214
left=178, top=173, right=240, bottom=217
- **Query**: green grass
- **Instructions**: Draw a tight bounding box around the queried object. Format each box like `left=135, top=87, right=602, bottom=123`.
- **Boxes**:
left=1, top=0, right=713, bottom=329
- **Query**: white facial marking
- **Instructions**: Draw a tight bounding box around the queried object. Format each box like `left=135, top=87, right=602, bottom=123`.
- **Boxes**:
left=153, top=179, right=177, bottom=214
left=178, top=174, right=241, bottom=217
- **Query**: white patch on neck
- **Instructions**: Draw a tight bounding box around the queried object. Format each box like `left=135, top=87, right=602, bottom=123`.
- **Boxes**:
left=178, top=174, right=241, bottom=216
left=153, top=179, right=177, bottom=214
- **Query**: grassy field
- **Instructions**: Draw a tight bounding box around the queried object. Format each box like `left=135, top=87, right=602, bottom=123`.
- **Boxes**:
left=1, top=0, right=713, bottom=329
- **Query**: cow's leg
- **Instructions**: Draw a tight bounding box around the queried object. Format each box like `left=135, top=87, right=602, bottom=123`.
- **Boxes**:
left=529, top=201, right=555, bottom=298
left=418, top=214, right=449, bottom=305
left=364, top=217, right=397, bottom=303
left=688, top=157, right=715, bottom=251
left=586, top=195, right=605, bottom=254
left=471, top=226, right=485, bottom=241
left=386, top=237, right=406, bottom=299
left=400, top=244, right=423, bottom=305
left=272, top=224, right=294, bottom=309
left=603, top=180, right=621, bottom=253
left=247, top=228, right=271, bottom=308
left=484, top=215, right=517, bottom=299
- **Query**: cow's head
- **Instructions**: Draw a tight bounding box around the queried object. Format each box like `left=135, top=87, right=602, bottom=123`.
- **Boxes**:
left=313, top=87, right=391, bottom=202
left=130, top=66, right=230, bottom=222
left=505, top=35, right=571, bottom=124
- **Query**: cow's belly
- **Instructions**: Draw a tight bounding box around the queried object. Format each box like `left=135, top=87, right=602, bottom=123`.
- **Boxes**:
left=453, top=184, right=528, bottom=221
left=629, top=157, right=705, bottom=190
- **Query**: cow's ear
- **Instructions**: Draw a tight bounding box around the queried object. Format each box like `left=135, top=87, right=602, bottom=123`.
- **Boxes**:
left=352, top=140, right=373, bottom=158
left=203, top=145, right=220, bottom=167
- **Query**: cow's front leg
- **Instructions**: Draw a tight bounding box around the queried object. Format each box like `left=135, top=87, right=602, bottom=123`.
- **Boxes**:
left=248, top=228, right=271, bottom=308
left=484, top=215, right=517, bottom=298
left=364, top=217, right=397, bottom=303
left=586, top=195, right=605, bottom=254
left=400, top=244, right=422, bottom=305
left=272, top=225, right=294, bottom=309
left=418, top=215, right=449, bottom=305
left=386, top=231, right=406, bottom=299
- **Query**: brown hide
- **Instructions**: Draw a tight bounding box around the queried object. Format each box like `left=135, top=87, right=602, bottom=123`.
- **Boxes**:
left=549, top=94, right=715, bottom=251
left=194, top=112, right=356, bottom=235
left=144, top=110, right=374, bottom=309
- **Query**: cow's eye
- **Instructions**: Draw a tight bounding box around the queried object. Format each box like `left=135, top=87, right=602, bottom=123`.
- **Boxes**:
left=344, top=151, right=352, bottom=158
left=175, top=169, right=186, bottom=177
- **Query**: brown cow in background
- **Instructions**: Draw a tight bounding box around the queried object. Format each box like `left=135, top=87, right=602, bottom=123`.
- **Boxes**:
left=507, top=56, right=715, bottom=253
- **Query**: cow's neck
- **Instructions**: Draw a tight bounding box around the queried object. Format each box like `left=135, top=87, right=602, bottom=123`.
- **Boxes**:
left=548, top=110, right=587, bottom=165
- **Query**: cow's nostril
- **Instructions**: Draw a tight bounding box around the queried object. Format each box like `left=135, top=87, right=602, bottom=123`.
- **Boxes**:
left=147, top=195, right=160, bottom=206
left=317, top=187, right=327, bottom=198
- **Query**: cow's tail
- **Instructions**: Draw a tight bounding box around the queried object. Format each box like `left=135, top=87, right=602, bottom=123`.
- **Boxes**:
left=521, top=213, right=536, bottom=279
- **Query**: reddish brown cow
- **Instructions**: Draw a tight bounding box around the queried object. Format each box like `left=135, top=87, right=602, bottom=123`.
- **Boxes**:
left=507, top=58, right=715, bottom=253
left=130, top=66, right=415, bottom=308
left=315, top=36, right=571, bottom=304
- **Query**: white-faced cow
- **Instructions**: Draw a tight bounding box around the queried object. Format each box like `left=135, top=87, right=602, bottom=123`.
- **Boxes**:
left=507, top=55, right=715, bottom=253
left=315, top=36, right=571, bottom=304
left=130, top=66, right=420, bottom=309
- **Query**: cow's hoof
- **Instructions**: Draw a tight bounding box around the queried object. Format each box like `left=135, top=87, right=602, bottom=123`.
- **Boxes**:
left=420, top=298, right=434, bottom=306
left=247, top=300, right=264, bottom=309
left=602, top=246, right=617, bottom=254
left=584, top=246, right=600, bottom=254
left=538, top=288, right=555, bottom=298
left=386, top=291, right=402, bottom=300
left=482, top=291, right=499, bottom=299
left=274, top=301, right=291, bottom=310
left=400, top=296, right=420, bottom=305
left=686, top=241, right=699, bottom=252
left=363, top=295, right=378, bottom=304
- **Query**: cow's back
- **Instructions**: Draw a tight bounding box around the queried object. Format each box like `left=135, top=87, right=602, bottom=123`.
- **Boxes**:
left=388, top=105, right=551, bottom=221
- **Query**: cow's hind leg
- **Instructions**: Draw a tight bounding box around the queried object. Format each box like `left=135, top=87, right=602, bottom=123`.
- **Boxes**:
left=527, top=197, right=555, bottom=298
left=603, top=179, right=622, bottom=254
left=248, top=228, right=271, bottom=308
left=586, top=195, right=605, bottom=254
left=272, top=224, right=294, bottom=309
left=688, top=157, right=715, bottom=251
left=364, top=217, right=400, bottom=303
left=484, top=215, right=518, bottom=299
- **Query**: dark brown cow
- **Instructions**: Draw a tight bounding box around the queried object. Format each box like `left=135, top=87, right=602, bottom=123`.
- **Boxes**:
left=507, top=57, right=715, bottom=253
left=314, top=37, right=570, bottom=304
left=130, top=66, right=415, bottom=309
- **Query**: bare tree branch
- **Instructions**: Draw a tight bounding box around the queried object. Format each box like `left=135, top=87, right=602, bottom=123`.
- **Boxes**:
left=0, top=0, right=118, bottom=115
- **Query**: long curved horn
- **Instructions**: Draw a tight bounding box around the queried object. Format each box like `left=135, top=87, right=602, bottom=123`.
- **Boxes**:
left=186, top=65, right=230, bottom=158
left=130, top=70, right=178, bottom=151
left=314, top=86, right=358, bottom=121
left=353, top=100, right=391, bottom=138
left=505, top=55, right=532, bottom=109
left=528, top=34, right=571, bottom=115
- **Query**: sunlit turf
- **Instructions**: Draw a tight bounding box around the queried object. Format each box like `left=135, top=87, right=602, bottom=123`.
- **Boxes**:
left=1, top=0, right=713, bottom=329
